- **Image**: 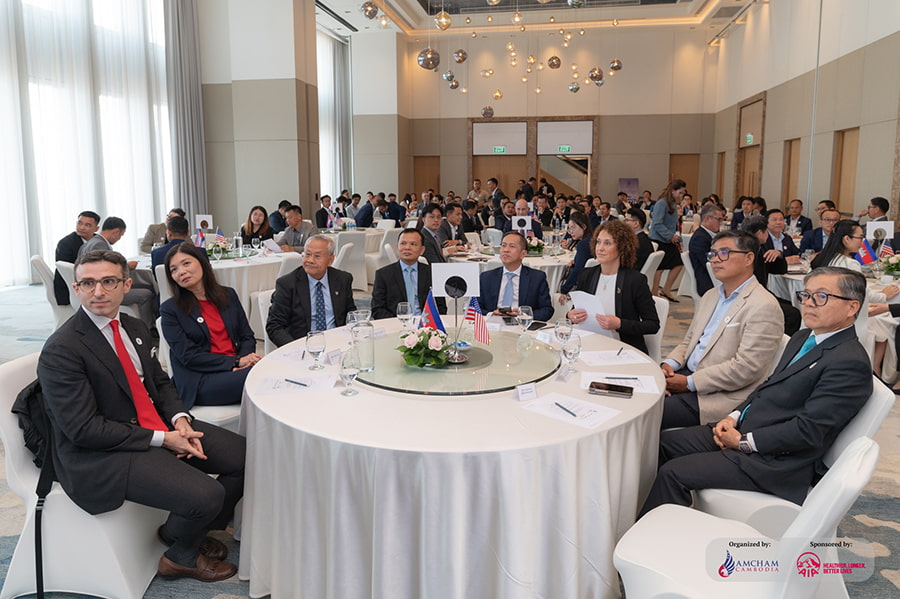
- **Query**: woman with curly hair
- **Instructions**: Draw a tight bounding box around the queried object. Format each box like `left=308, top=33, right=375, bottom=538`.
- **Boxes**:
left=566, top=219, right=660, bottom=354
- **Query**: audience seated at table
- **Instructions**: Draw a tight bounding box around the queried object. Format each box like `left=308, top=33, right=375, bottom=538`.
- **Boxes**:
left=799, top=207, right=840, bottom=254
left=649, top=179, right=686, bottom=303
left=660, top=230, right=783, bottom=429
left=479, top=232, right=554, bottom=323
left=740, top=216, right=802, bottom=335
left=689, top=203, right=727, bottom=297
left=266, top=234, right=356, bottom=347
left=762, top=208, right=801, bottom=260
left=269, top=199, right=291, bottom=234
left=640, top=267, right=871, bottom=517
left=437, top=203, right=470, bottom=249
left=624, top=208, right=653, bottom=271
left=354, top=193, right=377, bottom=228
left=785, top=199, right=813, bottom=235
left=461, top=200, right=484, bottom=234
left=502, top=199, right=545, bottom=240
left=557, top=211, right=593, bottom=303
left=315, top=196, right=335, bottom=229
left=494, top=200, right=514, bottom=232
left=139, top=208, right=185, bottom=254
left=420, top=203, right=462, bottom=264
left=729, top=196, right=755, bottom=231
left=371, top=228, right=446, bottom=319
left=386, top=193, right=407, bottom=224
left=565, top=220, right=659, bottom=354
left=279, top=205, right=318, bottom=253
left=151, top=215, right=191, bottom=273
left=54, top=210, right=100, bottom=306
left=239, top=205, right=275, bottom=247
left=160, top=242, right=261, bottom=408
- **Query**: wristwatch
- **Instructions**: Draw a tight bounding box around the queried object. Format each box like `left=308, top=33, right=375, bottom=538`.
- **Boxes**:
left=739, top=434, right=753, bottom=455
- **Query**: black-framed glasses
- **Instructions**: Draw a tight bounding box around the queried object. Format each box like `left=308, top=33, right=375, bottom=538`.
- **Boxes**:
left=74, top=277, right=125, bottom=292
left=795, top=290, right=855, bottom=307
left=706, top=249, right=752, bottom=262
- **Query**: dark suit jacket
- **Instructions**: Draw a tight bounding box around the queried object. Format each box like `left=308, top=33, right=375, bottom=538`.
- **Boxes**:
left=688, top=227, right=715, bottom=296
left=315, top=207, right=331, bottom=229
left=54, top=232, right=84, bottom=305
left=159, top=288, right=256, bottom=408
left=762, top=233, right=800, bottom=257
left=786, top=214, right=813, bottom=234
left=535, top=208, right=553, bottom=228
left=727, top=326, right=871, bottom=504
left=437, top=220, right=467, bottom=247
left=371, top=261, right=446, bottom=319
left=150, top=238, right=186, bottom=274
left=635, top=231, right=653, bottom=271
left=421, top=229, right=446, bottom=264
left=799, top=228, right=826, bottom=253
left=502, top=218, right=544, bottom=240
left=479, top=265, right=554, bottom=322
left=560, top=236, right=593, bottom=294
left=354, top=202, right=375, bottom=228
left=37, top=309, right=185, bottom=514
left=387, top=201, right=406, bottom=224
left=571, top=266, right=659, bottom=354
left=494, top=213, right=510, bottom=232
left=490, top=189, right=507, bottom=214
left=461, top=211, right=483, bottom=233
left=266, top=266, right=356, bottom=347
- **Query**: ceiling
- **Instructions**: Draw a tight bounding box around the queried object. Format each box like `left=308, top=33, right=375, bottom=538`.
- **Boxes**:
left=316, top=0, right=758, bottom=39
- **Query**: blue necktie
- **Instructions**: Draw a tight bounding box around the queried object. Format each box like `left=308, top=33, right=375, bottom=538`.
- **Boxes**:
left=404, top=266, right=418, bottom=313
left=789, top=334, right=817, bottom=365
left=313, top=281, right=326, bottom=331
left=501, top=272, right=516, bottom=307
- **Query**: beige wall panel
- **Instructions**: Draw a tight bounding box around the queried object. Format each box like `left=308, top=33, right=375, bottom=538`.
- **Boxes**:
left=861, top=32, right=900, bottom=124
left=353, top=153, right=400, bottom=196
left=700, top=114, right=717, bottom=153
left=202, top=83, right=234, bottom=143
left=761, top=140, right=785, bottom=206
left=698, top=152, right=716, bottom=197
left=440, top=118, right=469, bottom=156
left=714, top=105, right=737, bottom=152
left=304, top=83, right=319, bottom=145
left=411, top=119, right=440, bottom=156
left=294, top=79, right=309, bottom=143
left=440, top=154, right=469, bottom=198
left=596, top=153, right=669, bottom=203
left=808, top=133, right=836, bottom=205
left=205, top=141, right=237, bottom=228
left=722, top=150, right=737, bottom=207
left=398, top=116, right=413, bottom=196
left=302, top=141, right=321, bottom=208
left=597, top=115, right=671, bottom=155
left=354, top=115, right=399, bottom=155
left=832, top=49, right=865, bottom=131
left=668, top=115, right=704, bottom=154
left=811, top=60, right=838, bottom=135
left=232, top=79, right=298, bottom=141
left=234, top=140, right=300, bottom=218
left=856, top=120, right=899, bottom=206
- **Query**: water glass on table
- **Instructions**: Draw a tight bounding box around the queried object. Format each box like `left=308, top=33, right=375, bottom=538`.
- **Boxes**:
left=396, top=302, right=416, bottom=332
left=517, top=305, right=533, bottom=334
left=339, top=350, right=360, bottom=396
left=306, top=330, right=326, bottom=371
left=561, top=334, right=581, bottom=375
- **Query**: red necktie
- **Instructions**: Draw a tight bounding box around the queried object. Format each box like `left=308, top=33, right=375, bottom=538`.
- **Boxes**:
left=109, top=320, right=168, bottom=431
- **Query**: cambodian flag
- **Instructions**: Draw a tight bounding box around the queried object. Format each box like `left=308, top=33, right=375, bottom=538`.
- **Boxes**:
left=855, top=239, right=876, bottom=265
left=194, top=229, right=206, bottom=247
left=420, top=289, right=446, bottom=333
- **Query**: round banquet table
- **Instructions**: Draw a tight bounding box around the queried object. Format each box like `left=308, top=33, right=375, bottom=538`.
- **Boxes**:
left=238, top=319, right=665, bottom=599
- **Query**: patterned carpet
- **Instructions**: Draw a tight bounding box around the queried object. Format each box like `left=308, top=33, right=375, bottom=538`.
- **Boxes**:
left=0, top=284, right=897, bottom=597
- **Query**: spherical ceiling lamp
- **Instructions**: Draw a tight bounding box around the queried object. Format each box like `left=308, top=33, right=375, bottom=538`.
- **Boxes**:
left=547, top=56, right=561, bottom=69
left=609, top=58, right=623, bottom=72
left=465, top=17, right=472, bottom=24
left=567, top=0, right=585, bottom=8
left=487, top=16, right=493, bottom=22
left=379, top=14, right=389, bottom=28
left=486, top=0, right=501, bottom=5
left=360, top=1, right=379, bottom=20
left=471, top=31, right=477, bottom=38
left=593, top=79, right=605, bottom=87
left=442, top=70, right=455, bottom=81
left=535, top=86, right=542, bottom=94
left=491, top=89, right=503, bottom=100
left=568, top=82, right=580, bottom=92
left=449, top=80, right=460, bottom=90
left=453, top=49, right=468, bottom=64
left=519, top=25, right=526, bottom=31
left=417, top=48, right=440, bottom=70
left=549, top=16, right=556, bottom=23
left=537, top=0, right=552, bottom=4
left=434, top=11, right=452, bottom=31
left=527, top=55, right=536, bottom=65
left=588, top=67, right=604, bottom=82
left=511, top=12, right=523, bottom=26
left=506, top=41, right=515, bottom=51
left=481, top=106, right=494, bottom=118
left=461, top=86, right=468, bottom=94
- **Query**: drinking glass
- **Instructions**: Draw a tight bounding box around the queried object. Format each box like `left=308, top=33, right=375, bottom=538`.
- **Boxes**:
left=251, top=237, right=261, bottom=250
left=339, top=350, right=360, bottom=396
left=517, top=305, right=533, bottom=334
left=396, top=302, right=415, bottom=331
left=306, top=330, right=326, bottom=371
left=211, top=245, right=222, bottom=261
left=554, top=318, right=573, bottom=345
left=561, top=334, right=582, bottom=375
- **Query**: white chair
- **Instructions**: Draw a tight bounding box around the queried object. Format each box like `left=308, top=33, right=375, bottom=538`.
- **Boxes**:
left=335, top=232, right=367, bottom=291
left=767, top=334, right=791, bottom=376
left=277, top=252, right=303, bottom=278
left=676, top=250, right=702, bottom=303
left=258, top=289, right=277, bottom=355
left=465, top=231, right=482, bottom=249
left=405, top=218, right=417, bottom=229
left=154, top=263, right=173, bottom=307
left=705, top=260, right=719, bottom=287
left=639, top=250, right=664, bottom=290
left=30, top=255, right=75, bottom=330
left=376, top=219, right=396, bottom=229
left=383, top=243, right=398, bottom=263
left=155, top=318, right=241, bottom=433
left=332, top=242, right=353, bottom=274
left=53, top=260, right=80, bottom=307
left=693, top=375, right=894, bottom=540
left=248, top=253, right=301, bottom=340
left=584, top=258, right=599, bottom=269
left=485, top=228, right=502, bottom=247
left=0, top=354, right=167, bottom=599
left=644, top=295, right=669, bottom=363
left=366, top=228, right=402, bottom=282
left=614, top=437, right=880, bottom=599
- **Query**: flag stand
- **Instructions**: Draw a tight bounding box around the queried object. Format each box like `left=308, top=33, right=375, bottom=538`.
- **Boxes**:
left=446, top=296, right=468, bottom=364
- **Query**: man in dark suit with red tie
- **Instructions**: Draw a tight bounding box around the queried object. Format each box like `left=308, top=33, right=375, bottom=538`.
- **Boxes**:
left=37, top=250, right=245, bottom=582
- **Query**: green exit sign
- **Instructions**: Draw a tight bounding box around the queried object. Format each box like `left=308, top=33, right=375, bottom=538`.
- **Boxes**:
left=745, top=133, right=754, bottom=145
left=493, top=146, right=506, bottom=154
left=558, top=145, right=571, bottom=153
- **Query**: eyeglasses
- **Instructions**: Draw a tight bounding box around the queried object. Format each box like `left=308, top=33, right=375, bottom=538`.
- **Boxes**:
left=821, top=218, right=839, bottom=223
left=74, top=277, right=125, bottom=292
left=795, top=290, right=854, bottom=307
left=848, top=235, right=865, bottom=240
left=706, top=248, right=752, bottom=262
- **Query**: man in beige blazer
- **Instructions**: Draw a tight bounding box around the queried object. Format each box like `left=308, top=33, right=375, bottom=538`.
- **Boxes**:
left=661, top=230, right=784, bottom=428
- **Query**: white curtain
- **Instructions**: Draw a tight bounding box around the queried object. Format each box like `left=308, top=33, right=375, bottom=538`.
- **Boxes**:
left=1, top=0, right=170, bottom=286
left=316, top=29, right=351, bottom=199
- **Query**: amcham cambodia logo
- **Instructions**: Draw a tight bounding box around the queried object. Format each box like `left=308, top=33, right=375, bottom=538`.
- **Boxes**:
left=718, top=551, right=736, bottom=577
left=797, top=552, right=822, bottom=578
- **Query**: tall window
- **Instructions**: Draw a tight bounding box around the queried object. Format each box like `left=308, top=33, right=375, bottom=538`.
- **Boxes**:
left=1, top=0, right=170, bottom=286
left=316, top=29, right=351, bottom=199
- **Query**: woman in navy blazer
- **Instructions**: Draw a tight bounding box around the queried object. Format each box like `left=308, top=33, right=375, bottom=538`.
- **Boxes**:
left=558, top=211, right=594, bottom=301
left=160, top=242, right=261, bottom=408
left=566, top=220, right=660, bottom=354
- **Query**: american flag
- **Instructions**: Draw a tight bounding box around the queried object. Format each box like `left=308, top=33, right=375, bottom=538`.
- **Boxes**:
left=880, top=241, right=894, bottom=257
left=465, top=297, right=490, bottom=345
left=214, top=227, right=227, bottom=244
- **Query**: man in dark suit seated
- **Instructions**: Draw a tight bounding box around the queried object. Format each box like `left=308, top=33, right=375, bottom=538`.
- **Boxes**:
left=639, top=266, right=871, bottom=518
left=799, top=208, right=840, bottom=254
left=371, top=228, right=446, bottom=319
left=314, top=195, right=334, bottom=229
left=54, top=210, right=101, bottom=306
left=762, top=209, right=801, bottom=262
left=688, top=203, right=726, bottom=297
left=387, top=193, right=407, bottom=225
left=741, top=216, right=802, bottom=335
left=150, top=215, right=191, bottom=273
left=266, top=234, right=356, bottom=347
left=461, top=200, right=484, bottom=234
left=479, top=232, right=554, bottom=322
left=785, top=199, right=813, bottom=235
left=494, top=200, right=514, bottom=232
left=437, top=203, right=469, bottom=249
left=38, top=250, right=245, bottom=581
left=502, top=199, right=544, bottom=240
left=421, top=203, right=463, bottom=264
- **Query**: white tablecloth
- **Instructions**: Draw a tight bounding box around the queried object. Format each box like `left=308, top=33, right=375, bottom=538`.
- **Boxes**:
left=238, top=320, right=664, bottom=599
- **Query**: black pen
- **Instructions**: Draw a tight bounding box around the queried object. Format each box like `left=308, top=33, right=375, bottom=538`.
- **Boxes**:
left=555, top=402, right=577, bottom=417
left=607, top=376, right=637, bottom=380
left=285, top=378, right=309, bottom=387
left=616, top=347, right=624, bottom=356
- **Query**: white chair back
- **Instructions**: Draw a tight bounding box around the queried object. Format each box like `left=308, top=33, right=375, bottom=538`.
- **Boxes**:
left=54, top=260, right=80, bottom=306
left=277, top=252, right=303, bottom=278
left=584, top=258, right=599, bottom=269
left=366, top=228, right=402, bottom=283
left=465, top=232, right=482, bottom=248
left=767, top=334, right=791, bottom=376
left=31, top=255, right=75, bottom=330
left=335, top=232, right=368, bottom=291
left=639, top=250, right=664, bottom=288
left=258, top=289, right=277, bottom=355
left=332, top=242, right=353, bottom=272
left=154, top=263, right=173, bottom=307
left=644, top=295, right=669, bottom=363
left=376, top=219, right=396, bottom=229
left=156, top=316, right=171, bottom=376
left=405, top=218, right=417, bottom=229
left=825, top=375, right=894, bottom=466
left=485, top=228, right=502, bottom=246
left=705, top=261, right=719, bottom=287
left=677, top=250, right=702, bottom=303
left=383, top=244, right=398, bottom=263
